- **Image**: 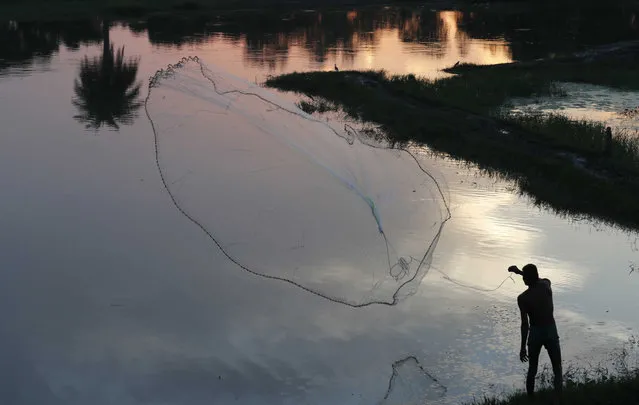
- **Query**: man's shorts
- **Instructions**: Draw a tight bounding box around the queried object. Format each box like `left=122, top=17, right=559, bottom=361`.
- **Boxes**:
left=528, top=323, right=560, bottom=351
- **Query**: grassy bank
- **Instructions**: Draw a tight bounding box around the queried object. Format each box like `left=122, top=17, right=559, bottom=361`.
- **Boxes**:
left=469, top=341, right=639, bottom=405
left=446, top=48, right=639, bottom=93
left=469, top=372, right=639, bottom=405
left=266, top=52, right=639, bottom=230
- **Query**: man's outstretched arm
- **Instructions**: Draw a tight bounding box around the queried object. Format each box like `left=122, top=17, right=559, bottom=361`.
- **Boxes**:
left=517, top=296, right=529, bottom=362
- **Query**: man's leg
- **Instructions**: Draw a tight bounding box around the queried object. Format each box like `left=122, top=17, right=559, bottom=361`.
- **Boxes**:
left=546, top=338, right=563, bottom=399
left=526, top=341, right=542, bottom=398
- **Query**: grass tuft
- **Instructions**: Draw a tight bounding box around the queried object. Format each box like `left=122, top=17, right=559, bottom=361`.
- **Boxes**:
left=468, top=337, right=639, bottom=405
left=296, top=99, right=338, bottom=115
left=503, top=112, right=639, bottom=173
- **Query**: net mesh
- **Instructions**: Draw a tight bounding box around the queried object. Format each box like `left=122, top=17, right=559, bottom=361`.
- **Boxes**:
left=381, top=356, right=448, bottom=405
left=144, top=57, right=451, bottom=308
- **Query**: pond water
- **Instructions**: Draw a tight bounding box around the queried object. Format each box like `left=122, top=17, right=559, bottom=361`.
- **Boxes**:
left=1, top=5, right=639, bottom=405
left=509, top=82, right=639, bottom=135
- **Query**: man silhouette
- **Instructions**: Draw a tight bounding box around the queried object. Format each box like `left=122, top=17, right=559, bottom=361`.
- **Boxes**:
left=508, top=264, right=562, bottom=402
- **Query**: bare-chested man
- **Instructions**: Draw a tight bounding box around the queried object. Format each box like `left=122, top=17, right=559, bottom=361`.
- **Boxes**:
left=508, top=264, right=562, bottom=401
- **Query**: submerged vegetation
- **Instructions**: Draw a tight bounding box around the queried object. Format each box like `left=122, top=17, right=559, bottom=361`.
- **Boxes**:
left=266, top=47, right=639, bottom=230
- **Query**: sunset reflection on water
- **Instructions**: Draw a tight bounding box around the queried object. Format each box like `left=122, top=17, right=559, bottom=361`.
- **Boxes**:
left=123, top=9, right=512, bottom=81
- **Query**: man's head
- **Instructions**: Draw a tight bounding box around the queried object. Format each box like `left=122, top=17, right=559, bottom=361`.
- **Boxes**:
left=522, top=263, right=539, bottom=286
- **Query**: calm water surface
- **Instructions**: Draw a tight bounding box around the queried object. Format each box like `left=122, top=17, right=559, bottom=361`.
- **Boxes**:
left=1, top=5, right=639, bottom=405
left=510, top=82, right=639, bottom=135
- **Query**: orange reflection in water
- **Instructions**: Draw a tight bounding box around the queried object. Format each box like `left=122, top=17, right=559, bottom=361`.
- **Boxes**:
left=437, top=11, right=512, bottom=67
left=118, top=9, right=513, bottom=81
left=326, top=10, right=511, bottom=77
left=333, top=11, right=511, bottom=78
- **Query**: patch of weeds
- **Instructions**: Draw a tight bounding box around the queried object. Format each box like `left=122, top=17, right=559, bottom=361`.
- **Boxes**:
left=445, top=53, right=639, bottom=92
left=296, top=98, right=338, bottom=115
left=466, top=337, right=639, bottom=405
left=501, top=112, right=608, bottom=154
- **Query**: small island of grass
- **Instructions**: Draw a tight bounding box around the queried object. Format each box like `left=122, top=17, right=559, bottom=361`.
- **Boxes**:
left=266, top=41, right=639, bottom=232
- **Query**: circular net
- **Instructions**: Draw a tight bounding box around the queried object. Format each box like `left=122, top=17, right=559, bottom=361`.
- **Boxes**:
left=144, top=57, right=451, bottom=308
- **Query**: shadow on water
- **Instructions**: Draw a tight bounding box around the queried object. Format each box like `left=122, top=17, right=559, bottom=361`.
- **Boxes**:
left=72, top=21, right=142, bottom=131
left=0, top=20, right=142, bottom=130
left=0, top=20, right=102, bottom=76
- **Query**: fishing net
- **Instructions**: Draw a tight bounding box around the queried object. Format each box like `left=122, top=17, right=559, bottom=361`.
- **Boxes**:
left=144, top=57, right=451, bottom=308
left=381, top=356, right=447, bottom=405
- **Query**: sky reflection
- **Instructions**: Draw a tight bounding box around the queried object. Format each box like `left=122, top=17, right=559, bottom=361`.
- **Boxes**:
left=0, top=6, right=639, bottom=405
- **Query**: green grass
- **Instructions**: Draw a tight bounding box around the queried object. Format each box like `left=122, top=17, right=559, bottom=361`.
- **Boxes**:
left=468, top=362, right=639, bottom=405
left=382, top=70, right=564, bottom=115
left=502, top=112, right=639, bottom=175
left=469, top=373, right=639, bottom=405
left=468, top=337, right=639, bottom=405
left=266, top=68, right=639, bottom=230
left=505, top=113, right=609, bottom=154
